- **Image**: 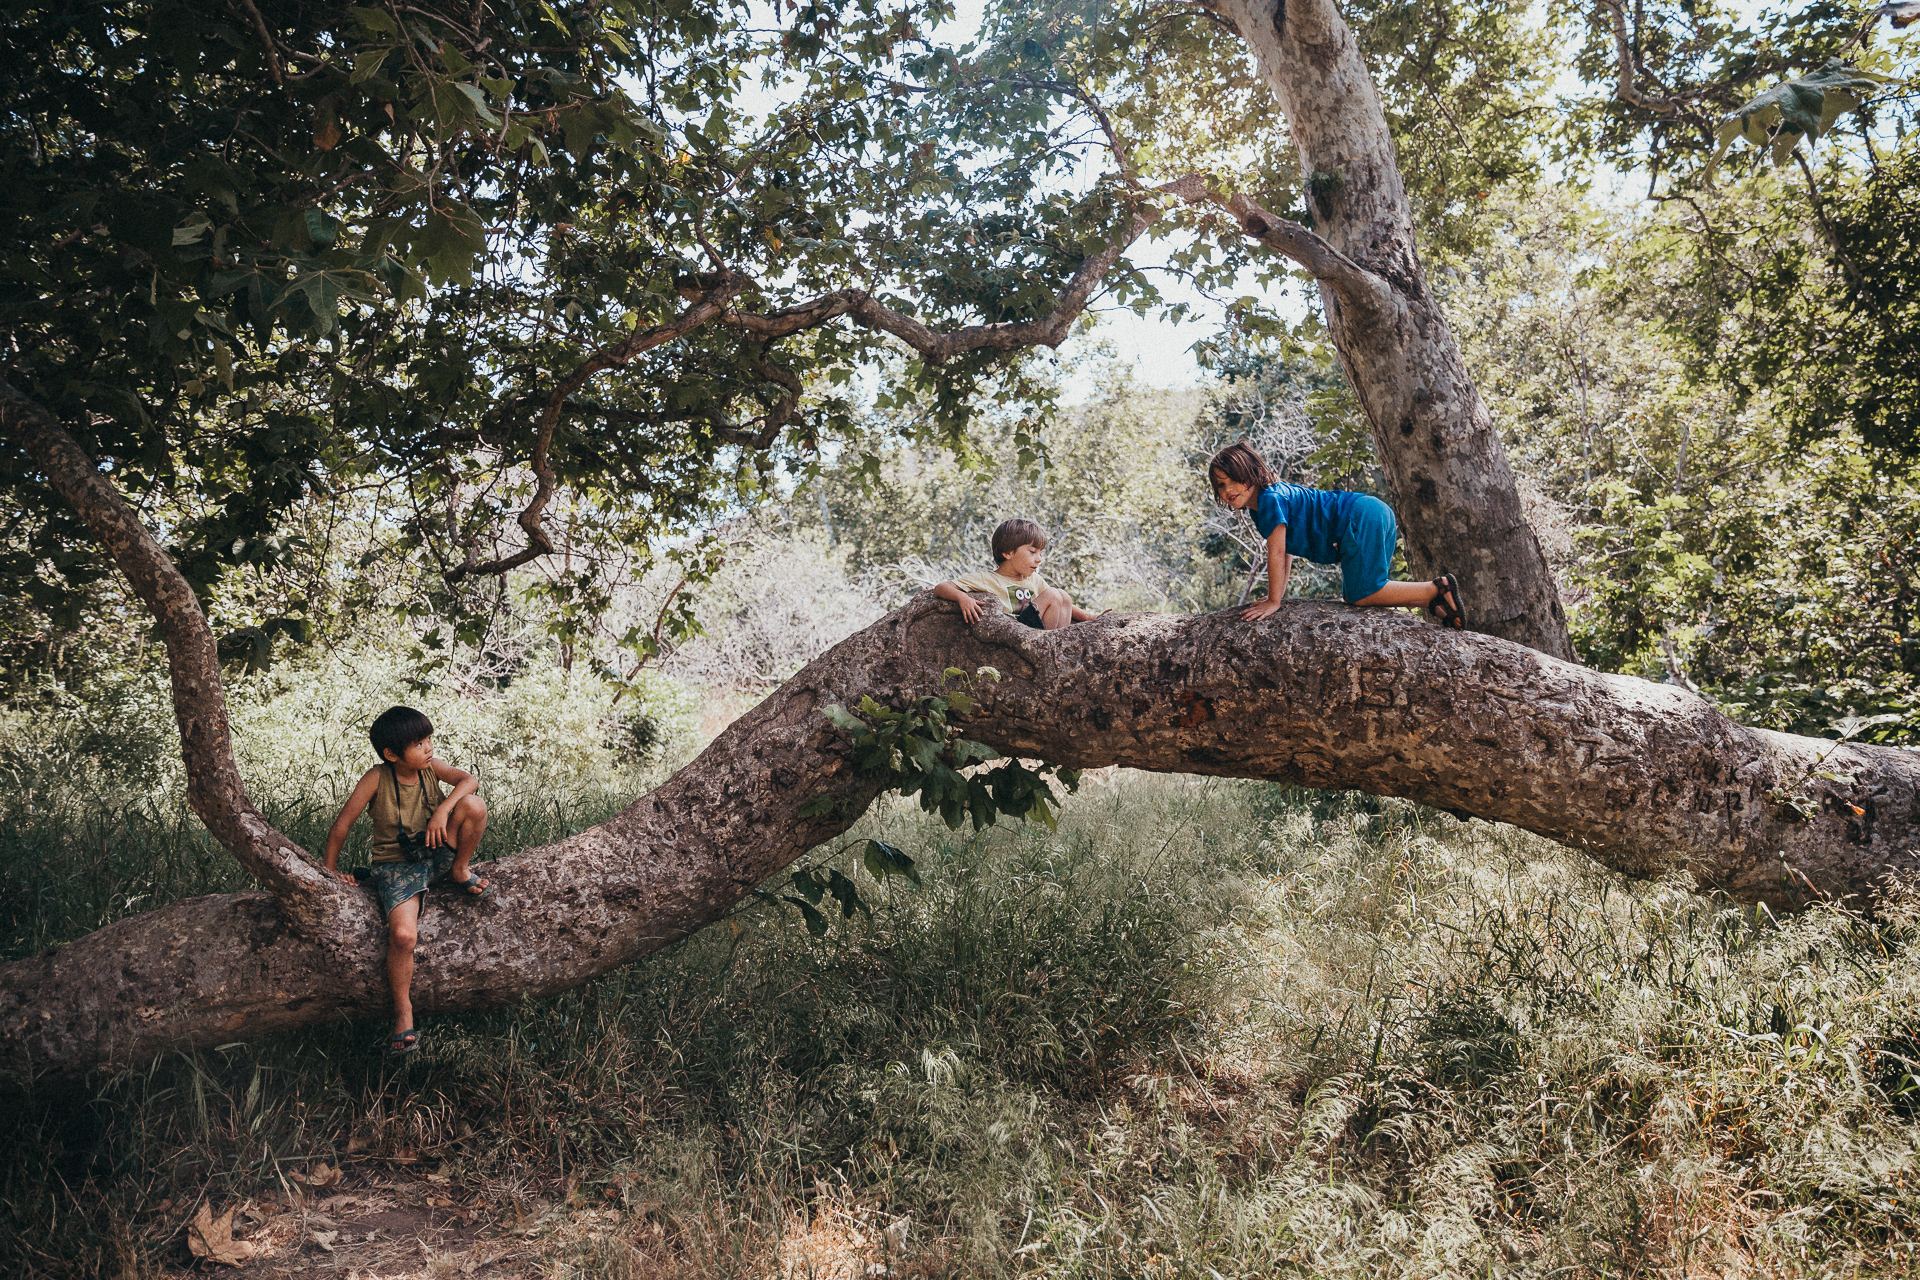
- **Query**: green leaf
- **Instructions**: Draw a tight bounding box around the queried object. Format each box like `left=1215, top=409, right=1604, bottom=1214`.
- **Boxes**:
left=865, top=839, right=920, bottom=886
left=173, top=212, right=213, bottom=246
left=826, top=870, right=868, bottom=919
left=782, top=895, right=829, bottom=937
left=454, top=82, right=503, bottom=128
left=823, top=704, right=865, bottom=731
left=1710, top=60, right=1890, bottom=173
left=350, top=47, right=391, bottom=83
left=303, top=209, right=338, bottom=250
left=791, top=868, right=824, bottom=904
left=348, top=5, right=399, bottom=35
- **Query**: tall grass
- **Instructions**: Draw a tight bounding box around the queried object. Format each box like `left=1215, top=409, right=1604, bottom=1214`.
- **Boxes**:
left=7, top=760, right=1920, bottom=1276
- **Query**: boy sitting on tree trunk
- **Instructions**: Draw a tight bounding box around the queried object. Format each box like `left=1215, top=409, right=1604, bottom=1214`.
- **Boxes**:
left=934, top=518, right=1101, bottom=629
left=322, top=706, right=489, bottom=1056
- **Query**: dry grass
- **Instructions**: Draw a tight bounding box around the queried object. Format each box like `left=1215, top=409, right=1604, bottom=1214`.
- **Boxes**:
left=10, top=773, right=1920, bottom=1277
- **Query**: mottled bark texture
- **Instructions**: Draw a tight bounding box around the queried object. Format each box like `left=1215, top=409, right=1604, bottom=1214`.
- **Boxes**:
left=5, top=594, right=1917, bottom=1090
left=1214, top=0, right=1574, bottom=659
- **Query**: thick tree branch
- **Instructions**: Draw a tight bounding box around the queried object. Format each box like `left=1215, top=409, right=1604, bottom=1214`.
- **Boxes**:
left=1599, top=0, right=1696, bottom=116
left=1155, top=175, right=1400, bottom=325
left=0, top=380, right=346, bottom=931
left=444, top=278, right=748, bottom=584
left=233, top=0, right=286, bottom=87
left=5, top=595, right=1916, bottom=1088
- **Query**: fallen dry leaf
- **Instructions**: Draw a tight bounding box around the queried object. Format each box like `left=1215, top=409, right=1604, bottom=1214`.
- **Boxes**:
left=346, top=1134, right=372, bottom=1153
left=187, top=1202, right=257, bottom=1268
left=296, top=1160, right=343, bottom=1188
left=310, top=1230, right=339, bottom=1253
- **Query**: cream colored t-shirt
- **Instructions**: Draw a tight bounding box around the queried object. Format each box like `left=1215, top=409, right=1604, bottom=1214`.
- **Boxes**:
left=951, top=568, right=1048, bottom=614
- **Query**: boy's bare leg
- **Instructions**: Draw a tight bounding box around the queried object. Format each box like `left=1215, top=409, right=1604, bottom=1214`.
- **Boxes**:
left=1036, top=587, right=1076, bottom=630
left=448, top=794, right=489, bottom=888
left=387, top=895, right=421, bottom=1036
left=1351, top=580, right=1442, bottom=608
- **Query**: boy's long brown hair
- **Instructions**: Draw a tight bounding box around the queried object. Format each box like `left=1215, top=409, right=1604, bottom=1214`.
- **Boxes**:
left=1207, top=441, right=1277, bottom=498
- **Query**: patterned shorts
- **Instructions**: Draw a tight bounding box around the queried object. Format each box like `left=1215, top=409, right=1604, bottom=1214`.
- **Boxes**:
left=365, top=847, right=460, bottom=916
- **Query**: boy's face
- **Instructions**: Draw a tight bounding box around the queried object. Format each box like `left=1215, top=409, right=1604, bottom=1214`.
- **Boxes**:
left=1212, top=471, right=1257, bottom=510
left=384, top=736, right=436, bottom=772
left=998, top=542, right=1044, bottom=578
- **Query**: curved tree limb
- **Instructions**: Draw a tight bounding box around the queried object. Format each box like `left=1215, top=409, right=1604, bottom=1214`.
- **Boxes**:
left=1599, top=0, right=1694, bottom=116
left=449, top=177, right=1199, bottom=587
left=0, top=380, right=346, bottom=932
left=444, top=277, right=750, bottom=585
left=5, top=594, right=1915, bottom=1089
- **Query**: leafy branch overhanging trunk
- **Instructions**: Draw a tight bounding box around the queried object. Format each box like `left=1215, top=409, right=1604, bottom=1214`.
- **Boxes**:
left=3, top=584, right=1915, bottom=1089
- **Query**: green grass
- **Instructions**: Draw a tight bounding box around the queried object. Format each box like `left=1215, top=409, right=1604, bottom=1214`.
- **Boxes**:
left=7, top=766, right=1920, bottom=1277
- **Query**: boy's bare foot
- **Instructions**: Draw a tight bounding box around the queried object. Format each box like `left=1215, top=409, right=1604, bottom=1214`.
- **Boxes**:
left=451, top=872, right=490, bottom=896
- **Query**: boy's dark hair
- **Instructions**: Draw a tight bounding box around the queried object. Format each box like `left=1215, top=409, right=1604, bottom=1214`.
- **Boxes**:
left=990, top=518, right=1048, bottom=565
left=370, top=705, right=434, bottom=761
left=1207, top=441, right=1278, bottom=497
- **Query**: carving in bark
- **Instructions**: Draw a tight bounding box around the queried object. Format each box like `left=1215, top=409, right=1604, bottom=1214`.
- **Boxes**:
left=4, top=592, right=1915, bottom=1090
left=1213, top=0, right=1575, bottom=659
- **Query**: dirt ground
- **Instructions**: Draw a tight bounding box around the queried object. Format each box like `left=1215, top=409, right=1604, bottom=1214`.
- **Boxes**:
left=157, top=1157, right=927, bottom=1278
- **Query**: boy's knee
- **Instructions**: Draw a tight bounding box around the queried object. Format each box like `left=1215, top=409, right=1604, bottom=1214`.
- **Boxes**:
left=1038, top=586, right=1072, bottom=608
left=389, top=920, right=418, bottom=951
left=455, top=794, right=488, bottom=825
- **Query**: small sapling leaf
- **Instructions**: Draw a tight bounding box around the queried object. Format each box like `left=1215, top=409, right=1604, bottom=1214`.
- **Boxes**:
left=782, top=895, right=829, bottom=937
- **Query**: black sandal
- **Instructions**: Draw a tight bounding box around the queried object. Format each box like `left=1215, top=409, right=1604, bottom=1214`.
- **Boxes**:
left=451, top=873, right=489, bottom=897
left=387, top=1027, right=419, bottom=1056
left=1428, top=574, right=1465, bottom=629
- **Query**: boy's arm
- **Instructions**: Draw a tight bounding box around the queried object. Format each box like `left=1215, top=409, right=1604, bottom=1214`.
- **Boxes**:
left=933, top=580, right=984, bottom=624
left=426, top=760, right=479, bottom=847
left=1069, top=602, right=1107, bottom=622
left=323, top=770, right=381, bottom=884
left=1241, top=527, right=1291, bottom=620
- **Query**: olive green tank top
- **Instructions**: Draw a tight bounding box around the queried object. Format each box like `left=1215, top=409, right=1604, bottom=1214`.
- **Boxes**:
left=367, top=763, right=445, bottom=865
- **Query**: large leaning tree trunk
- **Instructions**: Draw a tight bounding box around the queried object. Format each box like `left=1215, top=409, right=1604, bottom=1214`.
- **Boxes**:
left=1198, top=0, right=1573, bottom=659
left=5, top=582, right=1917, bottom=1088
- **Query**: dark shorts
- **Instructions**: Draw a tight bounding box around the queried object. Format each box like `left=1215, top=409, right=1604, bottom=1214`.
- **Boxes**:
left=364, top=847, right=459, bottom=916
left=1338, top=494, right=1398, bottom=603
left=1014, top=601, right=1044, bottom=629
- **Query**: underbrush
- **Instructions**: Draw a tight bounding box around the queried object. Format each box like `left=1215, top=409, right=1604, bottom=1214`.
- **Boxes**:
left=6, top=774, right=1920, bottom=1277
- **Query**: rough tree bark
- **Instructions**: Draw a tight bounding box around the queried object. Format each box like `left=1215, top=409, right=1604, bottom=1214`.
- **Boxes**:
left=1210, top=0, right=1575, bottom=659
left=5, top=592, right=1915, bottom=1090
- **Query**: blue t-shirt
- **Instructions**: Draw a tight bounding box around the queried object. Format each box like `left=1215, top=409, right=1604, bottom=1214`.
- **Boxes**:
left=1254, top=484, right=1358, bottom=565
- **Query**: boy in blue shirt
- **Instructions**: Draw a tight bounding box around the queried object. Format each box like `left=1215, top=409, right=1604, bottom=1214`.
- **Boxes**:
left=1207, top=442, right=1464, bottom=628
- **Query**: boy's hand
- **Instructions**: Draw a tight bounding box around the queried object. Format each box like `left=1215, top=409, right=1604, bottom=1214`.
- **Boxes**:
left=1240, top=597, right=1284, bottom=621
left=426, top=810, right=452, bottom=848
left=956, top=595, right=983, bottom=624
left=328, top=866, right=357, bottom=886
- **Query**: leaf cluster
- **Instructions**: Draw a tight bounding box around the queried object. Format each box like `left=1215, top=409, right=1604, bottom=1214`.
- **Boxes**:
left=813, top=666, right=1080, bottom=833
